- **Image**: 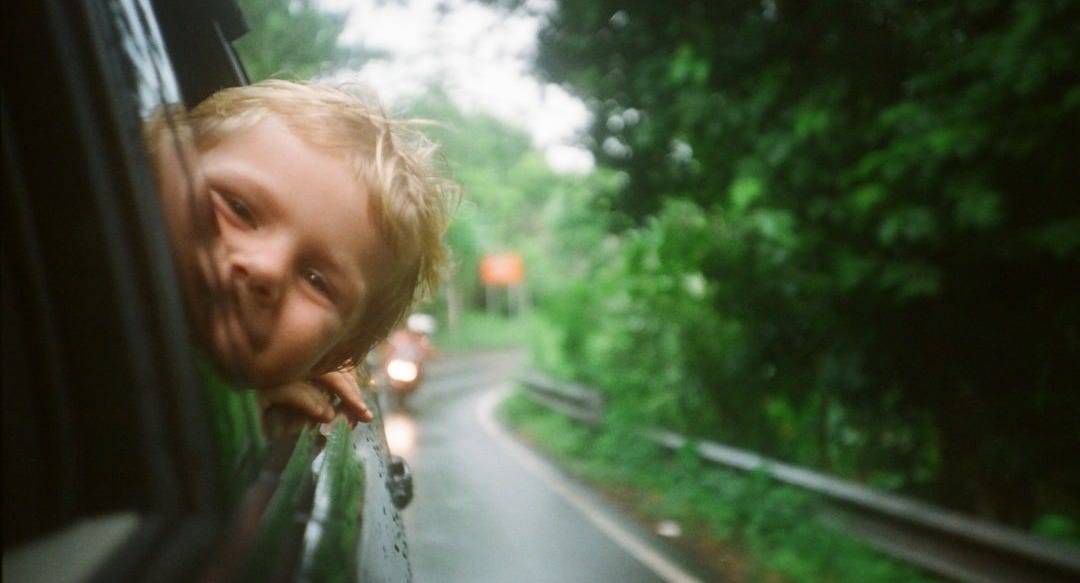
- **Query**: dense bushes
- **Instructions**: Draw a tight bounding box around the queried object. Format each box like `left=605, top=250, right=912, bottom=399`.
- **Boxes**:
left=533, top=197, right=941, bottom=494
left=526, top=0, right=1080, bottom=531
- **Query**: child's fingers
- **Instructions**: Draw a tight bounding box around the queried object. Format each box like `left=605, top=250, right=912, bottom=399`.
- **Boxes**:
left=321, top=371, right=374, bottom=424
left=309, top=370, right=374, bottom=424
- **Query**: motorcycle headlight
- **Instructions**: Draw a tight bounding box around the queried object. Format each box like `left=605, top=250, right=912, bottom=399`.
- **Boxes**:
left=386, top=359, right=419, bottom=383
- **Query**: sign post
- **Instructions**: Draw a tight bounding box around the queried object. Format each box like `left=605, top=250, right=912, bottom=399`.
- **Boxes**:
left=480, top=253, right=526, bottom=316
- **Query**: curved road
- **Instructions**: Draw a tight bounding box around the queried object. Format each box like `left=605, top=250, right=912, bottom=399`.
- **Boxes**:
left=391, top=350, right=717, bottom=583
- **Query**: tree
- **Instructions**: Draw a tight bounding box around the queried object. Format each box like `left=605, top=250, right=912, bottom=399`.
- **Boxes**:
left=235, top=0, right=368, bottom=81
left=403, top=88, right=605, bottom=313
left=529, top=0, right=1080, bottom=527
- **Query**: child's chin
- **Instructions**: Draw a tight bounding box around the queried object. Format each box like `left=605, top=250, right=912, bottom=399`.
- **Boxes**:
left=221, top=352, right=305, bottom=389
left=204, top=321, right=313, bottom=387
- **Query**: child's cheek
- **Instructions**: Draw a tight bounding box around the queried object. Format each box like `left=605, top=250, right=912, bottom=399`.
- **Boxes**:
left=281, top=303, right=340, bottom=363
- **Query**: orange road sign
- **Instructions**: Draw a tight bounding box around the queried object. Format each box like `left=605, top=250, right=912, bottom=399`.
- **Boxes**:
left=480, top=253, right=525, bottom=286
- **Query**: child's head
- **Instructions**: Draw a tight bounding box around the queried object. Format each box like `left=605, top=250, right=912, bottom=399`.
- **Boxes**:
left=152, top=80, right=455, bottom=386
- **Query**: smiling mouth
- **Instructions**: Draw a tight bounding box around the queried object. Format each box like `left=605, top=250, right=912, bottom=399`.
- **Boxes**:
left=225, top=282, right=262, bottom=351
left=195, top=253, right=259, bottom=378
left=202, top=286, right=250, bottom=376
left=228, top=273, right=280, bottom=354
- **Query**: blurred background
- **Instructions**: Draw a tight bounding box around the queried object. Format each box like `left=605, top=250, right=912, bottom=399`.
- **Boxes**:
left=233, top=1, right=1079, bottom=581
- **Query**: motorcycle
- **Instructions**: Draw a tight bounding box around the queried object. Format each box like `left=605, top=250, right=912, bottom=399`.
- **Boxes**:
left=380, top=314, right=436, bottom=410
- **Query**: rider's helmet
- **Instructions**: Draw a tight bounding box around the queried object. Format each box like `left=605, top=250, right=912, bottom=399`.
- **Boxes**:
left=406, top=313, right=437, bottom=336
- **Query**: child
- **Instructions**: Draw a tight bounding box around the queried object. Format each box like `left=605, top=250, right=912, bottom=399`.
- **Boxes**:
left=149, top=80, right=455, bottom=431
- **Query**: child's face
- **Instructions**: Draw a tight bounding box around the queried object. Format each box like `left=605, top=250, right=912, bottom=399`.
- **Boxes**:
left=159, top=115, right=392, bottom=386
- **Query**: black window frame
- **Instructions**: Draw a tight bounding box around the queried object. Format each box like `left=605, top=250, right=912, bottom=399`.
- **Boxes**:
left=3, top=0, right=248, bottom=579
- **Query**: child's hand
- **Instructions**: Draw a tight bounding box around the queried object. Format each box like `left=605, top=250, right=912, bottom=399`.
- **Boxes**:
left=257, top=368, right=374, bottom=429
left=310, top=368, right=375, bottom=425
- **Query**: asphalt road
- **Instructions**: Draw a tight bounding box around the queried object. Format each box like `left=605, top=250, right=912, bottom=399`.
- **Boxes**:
left=392, top=349, right=715, bottom=583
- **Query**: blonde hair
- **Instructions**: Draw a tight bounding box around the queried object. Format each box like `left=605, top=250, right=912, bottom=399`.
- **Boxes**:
left=188, top=80, right=458, bottom=367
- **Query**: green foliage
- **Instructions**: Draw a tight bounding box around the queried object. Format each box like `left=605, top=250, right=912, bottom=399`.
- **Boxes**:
left=432, top=310, right=534, bottom=352
left=525, top=0, right=1080, bottom=530
left=1032, top=514, right=1080, bottom=545
left=535, top=199, right=728, bottom=434
left=235, top=0, right=368, bottom=81
left=404, top=89, right=613, bottom=317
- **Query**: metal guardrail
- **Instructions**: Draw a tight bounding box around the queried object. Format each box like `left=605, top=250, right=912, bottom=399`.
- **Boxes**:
left=518, top=372, right=1080, bottom=583
left=518, top=371, right=604, bottom=426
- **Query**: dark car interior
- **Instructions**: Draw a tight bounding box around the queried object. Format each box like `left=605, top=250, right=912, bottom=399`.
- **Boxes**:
left=3, top=0, right=248, bottom=577
left=3, top=1, right=409, bottom=580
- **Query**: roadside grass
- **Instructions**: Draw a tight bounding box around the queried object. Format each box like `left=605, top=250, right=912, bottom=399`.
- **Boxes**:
left=433, top=311, right=533, bottom=352
left=498, top=390, right=944, bottom=583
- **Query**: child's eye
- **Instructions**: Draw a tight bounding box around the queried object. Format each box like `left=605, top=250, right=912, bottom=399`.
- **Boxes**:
left=220, top=194, right=255, bottom=226
left=304, top=269, right=331, bottom=297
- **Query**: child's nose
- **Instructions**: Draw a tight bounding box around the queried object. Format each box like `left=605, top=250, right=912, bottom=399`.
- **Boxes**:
left=232, top=247, right=288, bottom=306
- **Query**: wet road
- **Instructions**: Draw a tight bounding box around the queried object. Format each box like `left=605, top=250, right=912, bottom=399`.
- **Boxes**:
left=392, top=350, right=711, bottom=583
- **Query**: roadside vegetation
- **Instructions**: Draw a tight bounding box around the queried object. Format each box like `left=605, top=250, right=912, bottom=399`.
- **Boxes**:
left=466, top=0, right=1079, bottom=543
left=499, top=391, right=943, bottom=583
left=418, top=0, right=1079, bottom=559
left=431, top=311, right=533, bottom=353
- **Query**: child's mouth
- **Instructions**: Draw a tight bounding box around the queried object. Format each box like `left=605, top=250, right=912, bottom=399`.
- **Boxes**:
left=204, top=289, right=252, bottom=377
left=198, top=258, right=262, bottom=380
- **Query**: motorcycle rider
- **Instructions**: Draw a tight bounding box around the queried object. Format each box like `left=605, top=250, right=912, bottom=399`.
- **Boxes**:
left=381, top=313, right=437, bottom=408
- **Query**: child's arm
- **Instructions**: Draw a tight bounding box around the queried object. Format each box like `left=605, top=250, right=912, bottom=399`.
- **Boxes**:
left=257, top=368, right=374, bottom=430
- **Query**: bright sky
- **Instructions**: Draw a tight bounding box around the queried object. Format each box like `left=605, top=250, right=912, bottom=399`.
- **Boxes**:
left=319, top=0, right=594, bottom=173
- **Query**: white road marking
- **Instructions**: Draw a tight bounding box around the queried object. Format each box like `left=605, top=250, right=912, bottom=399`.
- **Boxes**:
left=476, top=386, right=704, bottom=583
